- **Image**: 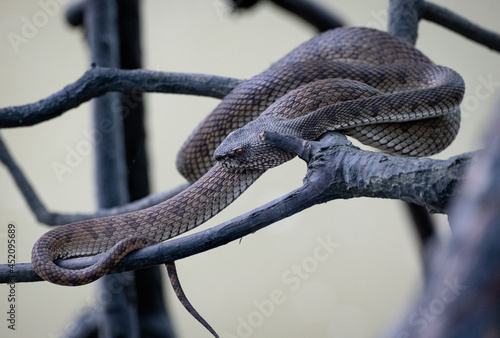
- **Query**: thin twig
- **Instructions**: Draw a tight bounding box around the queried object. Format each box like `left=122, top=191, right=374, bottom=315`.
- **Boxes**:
left=0, top=67, right=242, bottom=128
left=0, top=132, right=189, bottom=225
left=269, top=0, right=344, bottom=32
left=228, top=0, right=344, bottom=32
left=422, top=1, right=500, bottom=52
left=85, top=0, right=138, bottom=335
left=1, top=133, right=474, bottom=283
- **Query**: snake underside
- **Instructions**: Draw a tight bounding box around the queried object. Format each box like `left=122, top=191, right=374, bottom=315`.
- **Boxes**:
left=32, top=27, right=464, bottom=287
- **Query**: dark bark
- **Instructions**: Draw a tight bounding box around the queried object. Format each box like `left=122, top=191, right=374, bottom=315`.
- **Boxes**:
left=269, top=0, right=344, bottom=31
left=406, top=203, right=435, bottom=246
left=1, top=2, right=500, bottom=337
left=0, top=135, right=189, bottom=223
left=422, top=1, right=500, bottom=52
left=392, top=108, right=500, bottom=338
left=388, top=0, right=422, bottom=44
left=388, top=0, right=437, bottom=251
left=1, top=133, right=473, bottom=284
left=116, top=1, right=175, bottom=336
left=229, top=0, right=344, bottom=31
left=84, top=1, right=137, bottom=337
left=386, top=2, right=500, bottom=337
left=0, top=67, right=241, bottom=128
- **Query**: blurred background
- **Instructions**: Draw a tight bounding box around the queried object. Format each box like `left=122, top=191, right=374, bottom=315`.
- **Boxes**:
left=1, top=1, right=500, bottom=337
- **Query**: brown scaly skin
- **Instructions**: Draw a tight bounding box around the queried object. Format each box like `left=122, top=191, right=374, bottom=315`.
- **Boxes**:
left=31, top=27, right=465, bottom=336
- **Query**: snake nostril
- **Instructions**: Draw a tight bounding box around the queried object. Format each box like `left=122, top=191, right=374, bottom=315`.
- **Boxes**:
left=214, top=155, right=224, bottom=162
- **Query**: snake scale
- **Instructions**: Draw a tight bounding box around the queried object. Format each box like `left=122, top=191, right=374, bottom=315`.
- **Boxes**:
left=32, top=25, right=464, bottom=297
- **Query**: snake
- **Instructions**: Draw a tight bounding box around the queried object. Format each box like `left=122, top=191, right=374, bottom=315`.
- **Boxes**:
left=31, top=24, right=464, bottom=319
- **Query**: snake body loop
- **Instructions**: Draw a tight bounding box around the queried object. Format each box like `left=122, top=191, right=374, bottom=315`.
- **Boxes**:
left=32, top=27, right=464, bottom=286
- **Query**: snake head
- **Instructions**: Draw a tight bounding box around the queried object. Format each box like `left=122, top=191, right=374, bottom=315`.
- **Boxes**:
left=214, top=123, right=295, bottom=170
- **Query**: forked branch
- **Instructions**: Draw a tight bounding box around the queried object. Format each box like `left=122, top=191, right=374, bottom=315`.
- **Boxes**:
left=0, top=132, right=473, bottom=283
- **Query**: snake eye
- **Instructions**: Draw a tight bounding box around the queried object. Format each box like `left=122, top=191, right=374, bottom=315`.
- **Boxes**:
left=234, top=148, right=245, bottom=156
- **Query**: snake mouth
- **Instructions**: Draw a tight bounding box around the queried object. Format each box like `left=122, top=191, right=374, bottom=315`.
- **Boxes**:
left=213, top=153, right=242, bottom=169
left=218, top=161, right=240, bottom=169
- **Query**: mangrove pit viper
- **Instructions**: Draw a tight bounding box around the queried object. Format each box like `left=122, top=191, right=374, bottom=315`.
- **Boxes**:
left=31, top=24, right=464, bottom=307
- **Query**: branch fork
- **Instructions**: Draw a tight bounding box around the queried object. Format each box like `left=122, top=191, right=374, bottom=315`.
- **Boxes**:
left=0, top=130, right=473, bottom=283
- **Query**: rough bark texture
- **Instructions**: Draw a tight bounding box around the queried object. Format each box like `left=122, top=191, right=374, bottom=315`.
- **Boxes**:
left=85, top=1, right=137, bottom=337
left=1, top=1, right=500, bottom=337
left=0, top=133, right=474, bottom=284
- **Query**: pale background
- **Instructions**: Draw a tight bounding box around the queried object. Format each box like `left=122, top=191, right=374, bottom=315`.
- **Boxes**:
left=1, top=1, right=499, bottom=337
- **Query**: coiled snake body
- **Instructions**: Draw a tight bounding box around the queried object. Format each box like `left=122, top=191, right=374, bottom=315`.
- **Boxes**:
left=32, top=27, right=464, bottom=286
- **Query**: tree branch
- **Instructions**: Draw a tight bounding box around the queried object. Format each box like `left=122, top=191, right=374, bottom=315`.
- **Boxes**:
left=116, top=0, right=176, bottom=335
left=228, top=0, right=344, bottom=32
left=0, top=131, right=189, bottom=225
left=269, top=0, right=344, bottom=32
left=0, top=70, right=239, bottom=225
left=388, top=0, right=422, bottom=44
left=0, top=67, right=242, bottom=128
left=392, top=107, right=500, bottom=338
left=1, top=133, right=474, bottom=284
left=388, top=0, right=437, bottom=251
left=421, top=1, right=500, bottom=52
left=84, top=0, right=138, bottom=336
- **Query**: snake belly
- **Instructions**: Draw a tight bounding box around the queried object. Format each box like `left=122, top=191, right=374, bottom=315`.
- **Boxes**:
left=32, top=27, right=464, bottom=285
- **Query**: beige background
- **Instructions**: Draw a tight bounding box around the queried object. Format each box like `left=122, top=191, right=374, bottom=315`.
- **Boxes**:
left=1, top=1, right=500, bottom=337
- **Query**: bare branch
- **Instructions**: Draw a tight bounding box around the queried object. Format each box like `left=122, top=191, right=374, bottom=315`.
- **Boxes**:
left=392, top=109, right=500, bottom=338
left=422, top=1, right=500, bottom=52
left=0, top=69, right=236, bottom=224
left=0, top=67, right=242, bottom=128
left=0, top=132, right=189, bottom=225
left=269, top=0, right=344, bottom=32
left=228, top=0, right=344, bottom=32
left=388, top=0, right=422, bottom=44
left=1, top=133, right=473, bottom=284
left=388, top=0, right=439, bottom=252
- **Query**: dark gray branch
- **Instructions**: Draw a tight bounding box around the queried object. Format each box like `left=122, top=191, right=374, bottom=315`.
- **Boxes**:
left=0, top=70, right=237, bottom=225
left=0, top=67, right=242, bottom=128
left=392, top=106, right=500, bottom=338
left=422, top=1, right=500, bottom=52
left=386, top=2, right=500, bottom=336
left=264, top=132, right=472, bottom=213
left=1, top=133, right=474, bottom=284
left=388, top=0, right=422, bottom=44
left=269, top=0, right=344, bottom=32
left=388, top=0, right=437, bottom=252
left=65, top=1, right=85, bottom=27
left=228, top=0, right=344, bottom=32
left=388, top=1, right=500, bottom=53
left=64, top=309, right=98, bottom=338
left=0, top=132, right=189, bottom=225
left=116, top=0, right=176, bottom=335
left=85, top=0, right=136, bottom=336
